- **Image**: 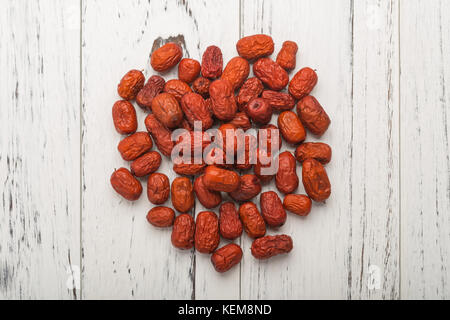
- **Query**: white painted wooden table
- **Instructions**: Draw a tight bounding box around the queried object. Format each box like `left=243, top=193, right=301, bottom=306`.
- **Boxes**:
left=1, top=0, right=449, bottom=300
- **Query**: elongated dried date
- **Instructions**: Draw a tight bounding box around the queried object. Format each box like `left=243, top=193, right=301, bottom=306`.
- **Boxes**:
left=295, top=142, right=332, bottom=165
left=221, top=56, right=250, bottom=90
left=112, top=100, right=138, bottom=135
left=151, top=93, right=183, bottom=129
left=118, top=70, right=145, bottom=101
left=237, top=77, right=264, bottom=110
left=302, top=159, right=331, bottom=202
left=203, top=166, right=241, bottom=193
left=145, top=114, right=174, bottom=157
left=111, top=168, right=143, bottom=201
left=278, top=111, right=306, bottom=145
left=118, top=132, right=153, bottom=161
left=202, top=46, right=223, bottom=79
left=171, top=214, right=195, bottom=250
left=297, top=95, right=331, bottom=136
left=283, top=194, right=312, bottom=216
left=219, top=202, right=243, bottom=240
left=147, top=207, right=175, bottom=228
left=151, top=42, right=183, bottom=72
left=136, top=76, right=165, bottom=110
left=131, top=151, right=162, bottom=177
left=178, top=58, right=201, bottom=84
left=211, top=244, right=243, bottom=273
left=239, top=202, right=266, bottom=239
left=276, top=41, right=298, bottom=71
left=253, top=58, right=289, bottom=91
left=194, top=175, right=222, bottom=209
left=229, top=174, right=262, bottom=202
left=261, top=90, right=296, bottom=112
left=171, top=177, right=195, bottom=213
left=209, top=79, right=238, bottom=121
left=237, top=34, right=274, bottom=60
left=181, top=92, right=214, bottom=130
left=147, top=173, right=170, bottom=205
left=260, top=191, right=287, bottom=227
left=163, top=79, right=192, bottom=102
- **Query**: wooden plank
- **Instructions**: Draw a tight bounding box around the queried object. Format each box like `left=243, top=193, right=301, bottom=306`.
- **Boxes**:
left=190, top=0, right=241, bottom=300
left=240, top=0, right=400, bottom=299
left=351, top=0, right=400, bottom=299
left=0, top=0, right=81, bottom=299
left=240, top=0, right=354, bottom=299
left=81, top=0, right=240, bottom=300
left=400, top=0, right=450, bottom=300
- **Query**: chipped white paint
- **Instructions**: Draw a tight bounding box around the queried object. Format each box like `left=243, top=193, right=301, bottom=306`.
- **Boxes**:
left=0, top=0, right=81, bottom=300
left=0, top=0, right=449, bottom=300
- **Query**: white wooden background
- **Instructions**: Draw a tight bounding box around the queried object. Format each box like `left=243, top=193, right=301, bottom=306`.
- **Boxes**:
left=0, top=0, right=449, bottom=300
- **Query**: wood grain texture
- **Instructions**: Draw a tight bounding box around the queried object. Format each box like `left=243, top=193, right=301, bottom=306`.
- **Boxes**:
left=400, top=0, right=450, bottom=300
left=81, top=0, right=240, bottom=300
left=240, top=0, right=400, bottom=299
left=0, top=0, right=81, bottom=299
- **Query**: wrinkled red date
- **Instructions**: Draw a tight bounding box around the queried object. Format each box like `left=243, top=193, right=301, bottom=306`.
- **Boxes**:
left=195, top=211, right=220, bottom=254
left=297, top=95, right=331, bottom=136
left=136, top=75, right=165, bottom=110
left=118, top=132, right=153, bottom=161
left=112, top=100, right=138, bottom=135
left=111, top=168, right=143, bottom=201
left=202, top=46, right=223, bottom=79
left=171, top=214, right=195, bottom=250
left=194, top=175, right=223, bottom=209
left=211, top=244, right=243, bottom=273
left=276, top=151, right=299, bottom=195
left=260, top=191, right=287, bottom=228
left=251, top=235, right=293, bottom=260
left=219, top=202, right=243, bottom=240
